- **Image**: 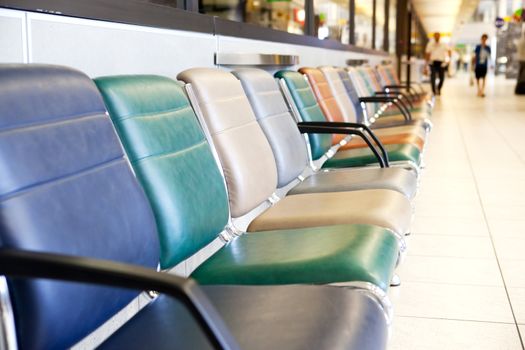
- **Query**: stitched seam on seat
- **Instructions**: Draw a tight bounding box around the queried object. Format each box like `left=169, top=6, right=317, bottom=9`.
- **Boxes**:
left=258, top=110, right=292, bottom=121
left=253, top=89, right=280, bottom=96
left=210, top=119, right=259, bottom=136
left=0, top=156, right=125, bottom=202
left=302, top=104, right=321, bottom=116
left=117, top=104, right=191, bottom=121
left=199, top=94, right=245, bottom=106
left=0, top=112, right=106, bottom=134
left=133, top=140, right=207, bottom=163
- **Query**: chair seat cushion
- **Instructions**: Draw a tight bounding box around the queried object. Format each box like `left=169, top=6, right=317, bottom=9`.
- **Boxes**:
left=370, top=117, right=427, bottom=130
left=247, top=189, right=412, bottom=235
left=371, top=125, right=427, bottom=141
left=323, top=143, right=421, bottom=168
left=380, top=108, right=428, bottom=120
left=339, top=133, right=424, bottom=151
left=192, top=224, right=398, bottom=290
left=289, top=167, right=417, bottom=199
left=100, top=284, right=388, bottom=350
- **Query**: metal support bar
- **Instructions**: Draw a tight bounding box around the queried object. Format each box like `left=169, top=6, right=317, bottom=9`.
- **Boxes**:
left=383, top=0, right=389, bottom=52
left=305, top=0, right=316, bottom=36
left=372, top=0, right=376, bottom=49
left=349, top=0, right=356, bottom=45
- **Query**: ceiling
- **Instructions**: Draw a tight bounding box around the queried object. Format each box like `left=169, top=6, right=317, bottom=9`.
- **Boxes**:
left=411, top=0, right=480, bottom=35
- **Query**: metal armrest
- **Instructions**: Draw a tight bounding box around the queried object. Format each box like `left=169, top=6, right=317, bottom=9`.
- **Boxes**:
left=298, top=121, right=389, bottom=166
left=297, top=122, right=387, bottom=167
left=383, top=87, right=416, bottom=108
left=0, top=248, right=240, bottom=350
left=359, top=97, right=412, bottom=121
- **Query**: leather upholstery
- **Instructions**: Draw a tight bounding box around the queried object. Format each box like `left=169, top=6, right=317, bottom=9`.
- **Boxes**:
left=339, top=68, right=427, bottom=139
left=101, top=285, right=388, bottom=350
left=232, top=68, right=309, bottom=187
left=274, top=70, right=332, bottom=159
left=177, top=68, right=278, bottom=217
left=320, top=66, right=425, bottom=150
left=233, top=68, right=418, bottom=199
left=0, top=64, right=159, bottom=349
left=319, top=66, right=359, bottom=123
left=289, top=167, right=418, bottom=199
left=324, top=143, right=421, bottom=168
left=248, top=189, right=412, bottom=235
left=298, top=67, right=347, bottom=144
left=337, top=68, right=367, bottom=123
left=96, top=72, right=400, bottom=294
left=372, top=124, right=427, bottom=140
left=95, top=75, right=229, bottom=269
left=339, top=132, right=424, bottom=151
left=192, top=224, right=398, bottom=290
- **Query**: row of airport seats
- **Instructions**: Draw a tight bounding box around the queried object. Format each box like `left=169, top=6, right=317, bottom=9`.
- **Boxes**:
left=0, top=62, right=432, bottom=349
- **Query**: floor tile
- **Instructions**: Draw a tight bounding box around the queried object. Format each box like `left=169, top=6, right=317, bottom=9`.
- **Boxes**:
left=407, top=235, right=495, bottom=259
left=410, top=217, right=489, bottom=236
left=508, top=288, right=525, bottom=324
left=500, top=260, right=525, bottom=287
left=390, top=282, right=514, bottom=323
left=488, top=220, right=525, bottom=238
left=414, top=202, right=485, bottom=220
left=493, top=237, right=525, bottom=260
left=396, top=256, right=502, bottom=287
left=389, top=317, right=522, bottom=350
left=484, top=205, right=525, bottom=221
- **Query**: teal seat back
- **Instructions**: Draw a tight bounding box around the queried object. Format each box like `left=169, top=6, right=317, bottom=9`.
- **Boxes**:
left=95, top=75, right=229, bottom=269
left=274, top=70, right=332, bottom=160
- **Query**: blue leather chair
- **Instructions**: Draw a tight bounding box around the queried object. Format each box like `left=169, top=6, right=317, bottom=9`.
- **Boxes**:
left=0, top=64, right=388, bottom=349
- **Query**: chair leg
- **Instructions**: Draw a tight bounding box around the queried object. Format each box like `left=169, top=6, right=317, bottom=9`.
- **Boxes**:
left=390, top=274, right=401, bottom=287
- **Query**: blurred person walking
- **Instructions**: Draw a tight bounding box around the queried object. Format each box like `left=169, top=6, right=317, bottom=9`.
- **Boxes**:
left=515, top=30, right=525, bottom=94
left=425, top=32, right=451, bottom=96
left=472, top=34, right=491, bottom=97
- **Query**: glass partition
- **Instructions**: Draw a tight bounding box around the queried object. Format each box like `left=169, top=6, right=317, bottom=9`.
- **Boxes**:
left=388, top=0, right=396, bottom=53
left=375, top=0, right=385, bottom=50
left=355, top=0, right=373, bottom=48
left=314, top=0, right=349, bottom=44
left=200, top=0, right=305, bottom=35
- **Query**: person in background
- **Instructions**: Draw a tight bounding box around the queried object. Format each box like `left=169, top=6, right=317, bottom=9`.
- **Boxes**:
left=425, top=32, right=451, bottom=96
left=515, top=30, right=525, bottom=94
left=472, top=34, right=491, bottom=97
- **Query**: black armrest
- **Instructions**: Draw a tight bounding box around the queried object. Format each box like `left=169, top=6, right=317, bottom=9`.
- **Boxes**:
left=297, top=123, right=387, bottom=167
left=0, top=248, right=240, bottom=350
left=373, top=91, right=399, bottom=97
left=359, top=97, right=412, bottom=121
left=384, top=84, right=408, bottom=89
left=383, top=86, right=417, bottom=108
left=298, top=121, right=389, bottom=166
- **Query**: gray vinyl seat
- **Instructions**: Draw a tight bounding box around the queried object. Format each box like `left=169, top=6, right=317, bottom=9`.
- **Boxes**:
left=102, top=285, right=389, bottom=350
left=231, top=68, right=418, bottom=199
left=330, top=67, right=427, bottom=140
left=177, top=68, right=412, bottom=237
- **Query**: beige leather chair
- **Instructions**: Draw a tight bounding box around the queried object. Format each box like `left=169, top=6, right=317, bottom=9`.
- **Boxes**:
left=177, top=68, right=413, bottom=238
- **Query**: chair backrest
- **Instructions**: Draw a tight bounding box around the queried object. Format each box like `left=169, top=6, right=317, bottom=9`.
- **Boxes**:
left=336, top=68, right=367, bottom=123
left=232, top=68, right=309, bottom=188
left=347, top=67, right=379, bottom=117
left=177, top=68, right=278, bottom=218
left=0, top=64, right=159, bottom=349
left=274, top=70, right=332, bottom=160
left=377, top=65, right=398, bottom=86
left=95, top=75, right=230, bottom=269
left=298, top=67, right=345, bottom=144
left=319, top=66, right=359, bottom=123
left=363, top=67, right=384, bottom=92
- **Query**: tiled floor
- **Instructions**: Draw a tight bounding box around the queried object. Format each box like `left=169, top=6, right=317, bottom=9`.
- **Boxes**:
left=388, top=74, right=525, bottom=350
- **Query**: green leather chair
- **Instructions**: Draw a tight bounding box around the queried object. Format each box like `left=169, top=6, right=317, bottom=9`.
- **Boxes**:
left=275, top=70, right=422, bottom=171
left=95, top=75, right=400, bottom=318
